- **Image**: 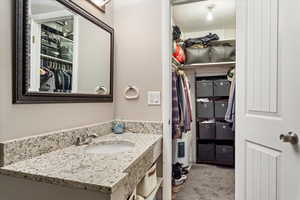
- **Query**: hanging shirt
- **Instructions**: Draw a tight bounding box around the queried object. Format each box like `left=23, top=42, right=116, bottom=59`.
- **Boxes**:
left=40, top=70, right=56, bottom=92
left=183, top=73, right=193, bottom=122
left=181, top=74, right=191, bottom=132
left=177, top=72, right=191, bottom=133
left=225, top=77, right=236, bottom=129
left=172, top=71, right=181, bottom=138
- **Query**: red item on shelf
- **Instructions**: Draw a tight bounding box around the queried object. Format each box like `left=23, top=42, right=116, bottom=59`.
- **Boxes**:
left=173, top=44, right=186, bottom=64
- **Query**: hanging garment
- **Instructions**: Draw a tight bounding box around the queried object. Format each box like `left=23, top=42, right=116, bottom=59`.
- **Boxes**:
left=225, top=76, right=236, bottom=128
left=67, top=71, right=73, bottom=91
left=183, top=73, right=193, bottom=122
left=59, top=69, right=66, bottom=92
left=54, top=69, right=61, bottom=92
left=172, top=71, right=181, bottom=138
left=177, top=71, right=192, bottom=133
left=40, top=58, right=73, bottom=93
left=180, top=74, right=191, bottom=132
left=63, top=71, right=72, bottom=92
left=172, top=67, right=193, bottom=138
left=40, top=70, right=56, bottom=92
left=54, top=69, right=66, bottom=92
left=177, top=73, right=186, bottom=130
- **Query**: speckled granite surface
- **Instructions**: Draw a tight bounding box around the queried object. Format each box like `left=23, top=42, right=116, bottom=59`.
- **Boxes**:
left=0, top=133, right=162, bottom=195
left=0, top=120, right=163, bottom=167
left=114, top=120, right=163, bottom=135
left=0, top=121, right=113, bottom=167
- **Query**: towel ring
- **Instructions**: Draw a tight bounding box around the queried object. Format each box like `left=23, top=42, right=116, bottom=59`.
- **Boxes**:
left=124, top=85, right=140, bottom=100
left=95, top=85, right=108, bottom=95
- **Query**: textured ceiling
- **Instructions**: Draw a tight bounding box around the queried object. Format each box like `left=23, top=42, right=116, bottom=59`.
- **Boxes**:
left=172, top=0, right=236, bottom=32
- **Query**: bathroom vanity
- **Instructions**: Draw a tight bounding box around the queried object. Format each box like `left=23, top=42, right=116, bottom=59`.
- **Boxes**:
left=0, top=121, right=163, bottom=200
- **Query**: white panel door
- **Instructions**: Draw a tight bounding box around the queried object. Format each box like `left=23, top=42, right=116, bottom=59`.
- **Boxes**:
left=236, top=0, right=300, bottom=199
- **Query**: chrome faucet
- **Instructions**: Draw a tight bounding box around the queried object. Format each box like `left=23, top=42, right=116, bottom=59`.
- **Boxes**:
left=75, top=133, right=98, bottom=146
left=88, top=133, right=98, bottom=138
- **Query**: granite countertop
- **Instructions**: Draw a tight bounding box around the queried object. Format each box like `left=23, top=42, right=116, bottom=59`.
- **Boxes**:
left=0, top=133, right=162, bottom=194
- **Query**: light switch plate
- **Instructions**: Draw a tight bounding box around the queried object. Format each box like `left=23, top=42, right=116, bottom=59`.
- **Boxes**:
left=148, top=91, right=161, bottom=105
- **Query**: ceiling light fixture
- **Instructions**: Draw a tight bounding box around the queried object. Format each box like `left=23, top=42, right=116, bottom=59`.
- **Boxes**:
left=206, top=4, right=215, bottom=21
left=87, top=0, right=112, bottom=12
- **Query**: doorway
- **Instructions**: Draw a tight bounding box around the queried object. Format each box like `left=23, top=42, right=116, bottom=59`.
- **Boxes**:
left=170, top=0, right=236, bottom=199
left=163, top=0, right=300, bottom=199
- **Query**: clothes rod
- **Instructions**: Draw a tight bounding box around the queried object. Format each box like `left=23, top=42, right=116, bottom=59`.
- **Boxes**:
left=172, top=0, right=208, bottom=6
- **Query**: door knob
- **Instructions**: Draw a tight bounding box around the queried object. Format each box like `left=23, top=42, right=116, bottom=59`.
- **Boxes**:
left=280, top=132, right=299, bottom=145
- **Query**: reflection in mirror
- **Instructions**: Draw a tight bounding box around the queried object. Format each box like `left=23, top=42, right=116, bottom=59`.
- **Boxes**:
left=28, top=0, right=112, bottom=95
left=87, top=0, right=112, bottom=12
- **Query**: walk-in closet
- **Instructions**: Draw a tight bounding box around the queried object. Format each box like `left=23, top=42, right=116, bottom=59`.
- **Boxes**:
left=171, top=0, right=236, bottom=199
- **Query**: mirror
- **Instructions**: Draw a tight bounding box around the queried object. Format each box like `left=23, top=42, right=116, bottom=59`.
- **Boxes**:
left=14, top=0, right=114, bottom=103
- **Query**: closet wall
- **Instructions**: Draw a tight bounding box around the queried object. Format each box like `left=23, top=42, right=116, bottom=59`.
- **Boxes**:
left=0, top=0, right=114, bottom=141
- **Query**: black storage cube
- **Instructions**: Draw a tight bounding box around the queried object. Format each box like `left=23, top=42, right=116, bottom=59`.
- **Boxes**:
left=214, top=79, right=231, bottom=97
left=198, top=122, right=216, bottom=139
left=197, top=101, right=214, bottom=118
left=216, top=145, right=234, bottom=164
left=196, top=80, right=213, bottom=97
left=216, top=122, right=234, bottom=140
left=198, top=143, right=215, bottom=162
left=214, top=100, right=228, bottom=118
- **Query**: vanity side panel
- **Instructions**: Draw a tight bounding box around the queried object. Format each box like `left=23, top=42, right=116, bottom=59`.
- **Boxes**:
left=0, top=175, right=109, bottom=200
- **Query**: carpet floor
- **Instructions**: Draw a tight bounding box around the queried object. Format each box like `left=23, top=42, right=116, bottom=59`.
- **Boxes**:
left=175, top=164, right=235, bottom=200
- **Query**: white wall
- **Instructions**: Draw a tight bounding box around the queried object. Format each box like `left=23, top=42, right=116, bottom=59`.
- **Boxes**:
left=0, top=0, right=114, bottom=141
left=113, top=0, right=163, bottom=121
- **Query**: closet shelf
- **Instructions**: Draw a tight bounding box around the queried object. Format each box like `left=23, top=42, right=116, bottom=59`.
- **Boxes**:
left=42, top=24, right=74, bottom=43
left=144, top=177, right=163, bottom=200
left=210, top=39, right=236, bottom=45
left=41, top=54, right=73, bottom=64
left=41, top=43, right=59, bottom=50
left=183, top=61, right=236, bottom=69
left=59, top=35, right=73, bottom=43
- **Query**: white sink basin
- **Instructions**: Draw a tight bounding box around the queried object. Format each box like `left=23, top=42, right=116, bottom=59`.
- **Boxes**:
left=85, top=141, right=135, bottom=154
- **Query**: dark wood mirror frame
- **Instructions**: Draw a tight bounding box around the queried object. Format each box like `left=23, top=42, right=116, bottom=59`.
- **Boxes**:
left=13, top=0, right=114, bottom=104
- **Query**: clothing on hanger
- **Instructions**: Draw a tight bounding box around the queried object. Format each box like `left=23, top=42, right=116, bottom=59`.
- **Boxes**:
left=39, top=58, right=73, bottom=93
left=225, top=76, right=235, bottom=129
left=40, top=67, right=56, bottom=92
left=183, top=73, right=193, bottom=123
left=172, top=71, right=181, bottom=138
left=172, top=64, right=193, bottom=139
